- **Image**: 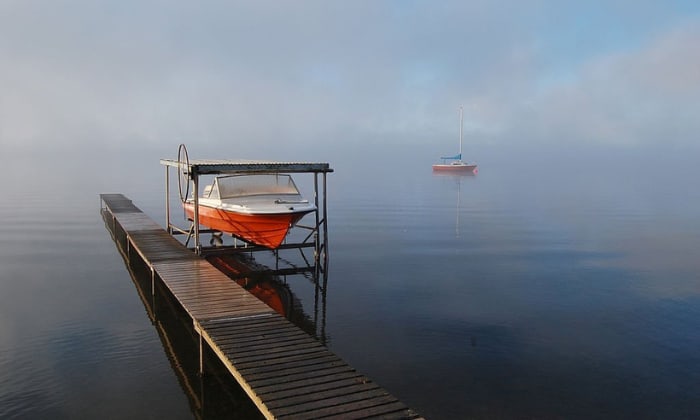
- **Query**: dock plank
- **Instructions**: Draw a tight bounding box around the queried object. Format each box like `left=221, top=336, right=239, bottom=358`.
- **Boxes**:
left=234, top=349, right=332, bottom=371
left=237, top=354, right=342, bottom=377
left=265, top=381, right=381, bottom=409
left=100, top=194, right=141, bottom=213
left=279, top=397, right=408, bottom=420
left=254, top=372, right=371, bottom=404
left=215, top=330, right=312, bottom=346
left=244, top=358, right=350, bottom=383
left=257, top=375, right=372, bottom=401
left=273, top=387, right=391, bottom=417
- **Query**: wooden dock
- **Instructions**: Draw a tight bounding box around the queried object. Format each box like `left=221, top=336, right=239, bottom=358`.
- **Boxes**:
left=100, top=193, right=422, bottom=419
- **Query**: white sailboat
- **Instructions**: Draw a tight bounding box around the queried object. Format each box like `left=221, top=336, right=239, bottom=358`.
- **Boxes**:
left=432, top=105, right=478, bottom=173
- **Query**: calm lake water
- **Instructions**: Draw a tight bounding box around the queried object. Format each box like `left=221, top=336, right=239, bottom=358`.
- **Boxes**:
left=2, top=149, right=700, bottom=419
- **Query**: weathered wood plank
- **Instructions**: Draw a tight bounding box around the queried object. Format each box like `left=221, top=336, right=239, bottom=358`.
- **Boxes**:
left=206, top=323, right=298, bottom=339
left=176, top=292, right=263, bottom=305
left=273, top=387, right=390, bottom=417
left=162, top=284, right=242, bottom=295
left=212, top=329, right=311, bottom=346
left=264, top=381, right=381, bottom=408
left=201, top=315, right=289, bottom=332
left=363, top=410, right=425, bottom=420
left=227, top=344, right=328, bottom=366
left=219, top=337, right=320, bottom=356
left=233, top=349, right=331, bottom=371
left=279, top=397, right=407, bottom=420
left=247, top=365, right=357, bottom=389
left=211, top=325, right=310, bottom=342
left=100, top=194, right=142, bottom=213
left=237, top=353, right=341, bottom=377
left=188, top=306, right=272, bottom=320
left=243, top=358, right=349, bottom=383
left=256, top=374, right=370, bottom=400
left=201, top=315, right=283, bottom=330
left=255, top=372, right=366, bottom=396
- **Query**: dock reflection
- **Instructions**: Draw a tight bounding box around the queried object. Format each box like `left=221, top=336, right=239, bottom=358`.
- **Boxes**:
left=105, top=210, right=330, bottom=418
left=122, top=250, right=263, bottom=418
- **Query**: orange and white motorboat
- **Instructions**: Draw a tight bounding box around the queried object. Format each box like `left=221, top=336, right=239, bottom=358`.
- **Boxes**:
left=183, top=173, right=315, bottom=249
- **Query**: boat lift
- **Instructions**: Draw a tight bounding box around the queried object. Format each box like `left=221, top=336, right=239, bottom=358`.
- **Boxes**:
left=160, top=145, right=333, bottom=275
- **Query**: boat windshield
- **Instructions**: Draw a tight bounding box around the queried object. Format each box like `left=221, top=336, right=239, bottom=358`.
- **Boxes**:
left=215, top=174, right=300, bottom=199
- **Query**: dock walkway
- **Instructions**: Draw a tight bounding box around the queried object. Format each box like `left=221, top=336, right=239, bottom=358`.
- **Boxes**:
left=100, top=193, right=421, bottom=419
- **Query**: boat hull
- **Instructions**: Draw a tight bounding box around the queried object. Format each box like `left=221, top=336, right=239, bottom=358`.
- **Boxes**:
left=184, top=202, right=311, bottom=249
left=432, top=163, right=478, bottom=173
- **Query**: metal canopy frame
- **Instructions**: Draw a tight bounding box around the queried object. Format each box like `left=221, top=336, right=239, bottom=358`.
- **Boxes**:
left=160, top=157, right=333, bottom=273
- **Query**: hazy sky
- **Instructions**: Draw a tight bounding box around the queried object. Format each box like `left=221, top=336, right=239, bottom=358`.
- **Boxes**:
left=2, top=1, right=699, bottom=163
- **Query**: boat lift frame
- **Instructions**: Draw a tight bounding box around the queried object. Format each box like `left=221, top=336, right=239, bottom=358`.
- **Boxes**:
left=160, top=151, right=333, bottom=274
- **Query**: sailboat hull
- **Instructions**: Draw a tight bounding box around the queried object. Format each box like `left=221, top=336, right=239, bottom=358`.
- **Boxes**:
left=432, top=163, right=478, bottom=173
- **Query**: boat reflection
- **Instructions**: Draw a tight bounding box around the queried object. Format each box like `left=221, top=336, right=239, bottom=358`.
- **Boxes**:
left=432, top=171, right=475, bottom=238
left=206, top=253, right=328, bottom=343
left=432, top=170, right=477, bottom=178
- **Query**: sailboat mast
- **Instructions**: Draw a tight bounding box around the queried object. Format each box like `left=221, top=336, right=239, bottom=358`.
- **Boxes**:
left=459, top=105, right=463, bottom=157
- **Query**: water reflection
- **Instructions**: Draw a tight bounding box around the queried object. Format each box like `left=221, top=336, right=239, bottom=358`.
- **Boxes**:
left=124, top=255, right=264, bottom=419
left=101, top=209, right=329, bottom=418
left=206, top=253, right=328, bottom=344
left=432, top=171, right=476, bottom=238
